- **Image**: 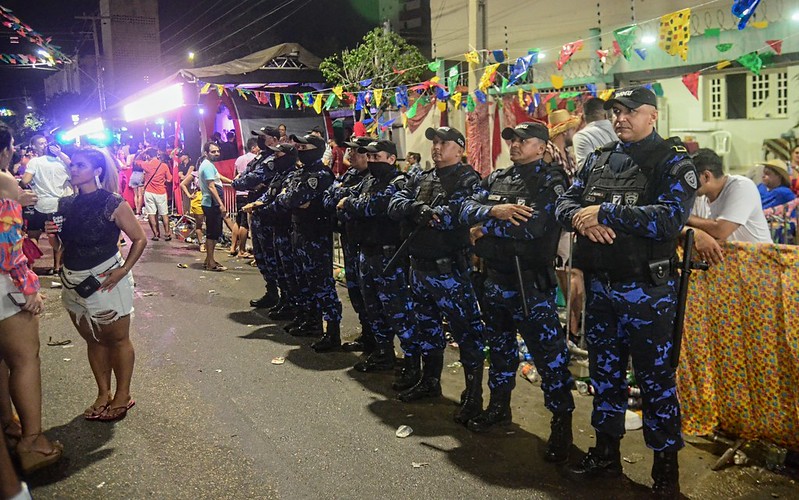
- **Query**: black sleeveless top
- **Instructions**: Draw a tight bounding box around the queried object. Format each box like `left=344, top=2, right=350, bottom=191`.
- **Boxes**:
left=59, top=190, right=124, bottom=270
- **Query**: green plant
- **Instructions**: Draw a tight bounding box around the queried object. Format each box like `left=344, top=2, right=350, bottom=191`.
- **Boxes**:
left=319, top=28, right=428, bottom=92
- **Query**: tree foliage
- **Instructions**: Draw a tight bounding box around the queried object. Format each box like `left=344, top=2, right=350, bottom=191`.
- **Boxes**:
left=320, top=28, right=428, bottom=92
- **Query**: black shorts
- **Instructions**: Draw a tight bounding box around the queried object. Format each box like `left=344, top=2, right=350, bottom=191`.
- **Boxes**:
left=235, top=195, right=249, bottom=229
left=25, top=209, right=52, bottom=232
left=202, top=204, right=223, bottom=240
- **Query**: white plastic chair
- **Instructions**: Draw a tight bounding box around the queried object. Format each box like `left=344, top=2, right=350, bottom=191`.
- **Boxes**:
left=711, top=131, right=732, bottom=158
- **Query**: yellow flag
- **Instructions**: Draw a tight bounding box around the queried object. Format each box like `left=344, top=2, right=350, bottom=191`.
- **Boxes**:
left=517, top=89, right=525, bottom=106
left=374, top=88, right=383, bottom=107
left=750, top=20, right=768, bottom=29
left=313, top=94, right=323, bottom=114
left=332, top=86, right=343, bottom=99
left=275, top=93, right=282, bottom=108
left=599, top=88, right=614, bottom=101
left=479, top=63, right=500, bottom=92
left=550, top=75, right=564, bottom=90
left=215, top=85, right=225, bottom=96
left=200, top=82, right=212, bottom=94
left=402, top=113, right=408, bottom=128
left=430, top=76, right=440, bottom=84
left=437, top=100, right=447, bottom=112
left=465, top=50, right=480, bottom=64
left=716, top=60, right=732, bottom=70
left=451, top=91, right=462, bottom=105
left=659, top=8, right=691, bottom=61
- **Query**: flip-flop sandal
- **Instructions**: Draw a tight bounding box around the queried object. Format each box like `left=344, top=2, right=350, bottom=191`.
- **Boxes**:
left=151, top=236, right=160, bottom=241
left=164, top=236, right=172, bottom=241
left=84, top=401, right=110, bottom=420
left=98, top=399, right=135, bottom=422
left=208, top=265, right=227, bottom=272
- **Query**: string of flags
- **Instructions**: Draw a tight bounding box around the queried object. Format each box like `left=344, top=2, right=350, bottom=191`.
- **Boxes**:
left=0, top=5, right=70, bottom=64
left=195, top=0, right=777, bottom=125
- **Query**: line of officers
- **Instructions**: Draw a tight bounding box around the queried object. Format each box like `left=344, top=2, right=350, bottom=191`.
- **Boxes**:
left=233, top=87, right=696, bottom=498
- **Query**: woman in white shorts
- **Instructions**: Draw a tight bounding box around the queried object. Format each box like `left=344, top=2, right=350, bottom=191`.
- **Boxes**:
left=0, top=124, right=62, bottom=475
left=49, top=147, right=147, bottom=422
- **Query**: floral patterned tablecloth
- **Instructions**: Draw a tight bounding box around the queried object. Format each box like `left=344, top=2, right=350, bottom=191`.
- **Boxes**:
left=678, top=242, right=799, bottom=451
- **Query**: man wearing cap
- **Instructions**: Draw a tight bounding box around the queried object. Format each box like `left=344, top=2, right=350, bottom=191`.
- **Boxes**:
left=460, top=122, right=575, bottom=459
left=387, top=126, right=485, bottom=403
left=242, top=144, right=306, bottom=324
left=757, top=158, right=796, bottom=210
left=335, top=140, right=420, bottom=385
left=277, top=133, right=342, bottom=341
left=321, top=137, right=372, bottom=352
left=234, top=126, right=282, bottom=308
left=555, top=86, right=697, bottom=497
left=685, top=149, right=771, bottom=264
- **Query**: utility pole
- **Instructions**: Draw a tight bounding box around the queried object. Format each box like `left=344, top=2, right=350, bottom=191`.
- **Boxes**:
left=75, top=14, right=106, bottom=111
left=467, top=0, right=487, bottom=91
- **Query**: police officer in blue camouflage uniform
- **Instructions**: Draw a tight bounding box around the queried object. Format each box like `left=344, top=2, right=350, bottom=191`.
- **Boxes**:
left=387, top=127, right=485, bottom=410
left=555, top=87, right=697, bottom=498
left=323, top=137, right=372, bottom=352
left=243, top=144, right=303, bottom=323
left=460, top=122, right=575, bottom=461
left=236, top=127, right=281, bottom=309
left=336, top=140, right=421, bottom=390
left=277, top=133, right=343, bottom=348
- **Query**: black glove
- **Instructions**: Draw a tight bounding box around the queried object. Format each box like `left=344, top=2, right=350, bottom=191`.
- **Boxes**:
left=412, top=202, right=434, bottom=225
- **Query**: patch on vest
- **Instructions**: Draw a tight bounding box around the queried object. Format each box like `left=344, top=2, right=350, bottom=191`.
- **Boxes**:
left=684, top=170, right=698, bottom=189
left=612, top=194, right=623, bottom=205
left=308, top=177, right=318, bottom=189
left=624, top=192, right=639, bottom=205
left=553, top=184, right=565, bottom=196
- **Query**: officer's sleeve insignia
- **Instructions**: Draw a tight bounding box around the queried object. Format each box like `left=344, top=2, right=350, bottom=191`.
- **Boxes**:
left=684, top=170, right=698, bottom=189
left=553, top=184, right=565, bottom=196
left=308, top=177, right=318, bottom=189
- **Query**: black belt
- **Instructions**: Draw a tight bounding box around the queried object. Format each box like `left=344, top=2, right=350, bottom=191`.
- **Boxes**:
left=360, top=244, right=398, bottom=257
left=410, top=254, right=468, bottom=274
left=587, top=257, right=678, bottom=285
left=485, top=266, right=553, bottom=290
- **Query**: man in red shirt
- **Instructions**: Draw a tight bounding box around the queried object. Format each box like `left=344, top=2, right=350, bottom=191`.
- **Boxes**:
left=137, top=148, right=173, bottom=240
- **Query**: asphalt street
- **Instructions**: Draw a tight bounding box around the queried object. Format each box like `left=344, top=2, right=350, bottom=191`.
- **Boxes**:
left=21, top=233, right=798, bottom=499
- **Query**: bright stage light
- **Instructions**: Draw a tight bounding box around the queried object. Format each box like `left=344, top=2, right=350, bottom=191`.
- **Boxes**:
left=123, top=83, right=185, bottom=122
left=62, top=118, right=105, bottom=142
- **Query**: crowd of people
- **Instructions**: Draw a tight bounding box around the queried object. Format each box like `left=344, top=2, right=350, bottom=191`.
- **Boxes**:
left=0, top=84, right=795, bottom=499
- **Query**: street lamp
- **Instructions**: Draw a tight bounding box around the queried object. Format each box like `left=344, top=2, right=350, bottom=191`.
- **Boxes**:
left=188, top=51, right=195, bottom=61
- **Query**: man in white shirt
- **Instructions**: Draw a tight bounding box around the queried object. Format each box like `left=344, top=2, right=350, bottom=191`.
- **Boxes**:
left=686, top=148, right=771, bottom=264
left=572, top=97, right=618, bottom=169
left=21, top=135, right=72, bottom=273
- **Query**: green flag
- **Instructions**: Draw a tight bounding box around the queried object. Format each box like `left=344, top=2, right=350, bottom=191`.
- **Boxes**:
left=737, top=52, right=762, bottom=75
left=613, top=25, right=638, bottom=60
left=428, top=59, right=442, bottom=72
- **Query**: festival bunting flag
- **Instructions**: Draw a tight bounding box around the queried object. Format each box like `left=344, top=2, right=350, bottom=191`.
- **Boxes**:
left=658, top=8, right=691, bottom=61
left=478, top=63, right=500, bottom=92
left=312, top=94, right=322, bottom=114
left=613, top=25, right=638, bottom=60
left=373, top=88, right=383, bottom=107
left=737, top=51, right=762, bottom=75
left=466, top=95, right=476, bottom=112
left=635, top=48, right=648, bottom=60
left=492, top=50, right=505, bottom=63
left=731, top=0, right=762, bottom=30
left=428, top=59, right=442, bottom=72
left=465, top=50, right=480, bottom=64
left=716, top=43, right=733, bottom=52
left=550, top=74, right=564, bottom=90
left=681, top=72, right=700, bottom=99
left=596, top=49, right=608, bottom=64
left=716, top=60, right=732, bottom=70
left=766, top=40, right=783, bottom=55
left=704, top=28, right=720, bottom=37
left=332, top=86, right=343, bottom=99
left=474, top=90, right=487, bottom=104
left=557, top=40, right=583, bottom=70
left=447, top=65, right=459, bottom=93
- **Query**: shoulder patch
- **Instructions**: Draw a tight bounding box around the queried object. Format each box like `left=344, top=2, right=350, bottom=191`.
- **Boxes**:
left=553, top=184, right=565, bottom=196
left=308, top=177, right=318, bottom=189
left=683, top=170, right=698, bottom=189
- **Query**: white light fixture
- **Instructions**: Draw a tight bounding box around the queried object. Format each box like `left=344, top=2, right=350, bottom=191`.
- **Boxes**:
left=188, top=51, right=195, bottom=60
left=63, top=117, right=105, bottom=141
left=793, top=11, right=799, bottom=21
left=641, top=34, right=657, bottom=45
left=538, top=53, right=546, bottom=60
left=198, top=107, right=204, bottom=115
left=123, top=83, right=185, bottom=122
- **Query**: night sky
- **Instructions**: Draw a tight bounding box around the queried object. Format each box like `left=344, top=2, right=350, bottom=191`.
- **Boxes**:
left=0, top=0, right=380, bottom=113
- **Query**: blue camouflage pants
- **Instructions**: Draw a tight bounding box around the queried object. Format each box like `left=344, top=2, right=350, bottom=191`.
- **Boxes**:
left=340, top=234, right=366, bottom=325
left=292, top=227, right=342, bottom=322
left=251, top=215, right=278, bottom=289
left=358, top=250, right=418, bottom=356
left=482, top=277, right=574, bottom=413
left=410, top=267, right=484, bottom=369
left=273, top=225, right=301, bottom=305
left=585, top=277, right=683, bottom=452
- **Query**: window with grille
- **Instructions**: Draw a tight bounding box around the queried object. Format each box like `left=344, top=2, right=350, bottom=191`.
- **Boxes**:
left=703, top=69, right=788, bottom=120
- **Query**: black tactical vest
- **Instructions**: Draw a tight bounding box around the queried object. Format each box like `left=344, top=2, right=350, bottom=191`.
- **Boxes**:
left=574, top=138, right=682, bottom=279
left=263, top=171, right=292, bottom=228
left=291, top=162, right=332, bottom=229
left=474, top=162, right=564, bottom=272
left=408, top=163, right=476, bottom=259
left=346, top=170, right=405, bottom=248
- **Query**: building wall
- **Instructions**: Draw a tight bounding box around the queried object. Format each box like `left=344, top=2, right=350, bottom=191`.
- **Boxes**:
left=100, top=0, right=162, bottom=104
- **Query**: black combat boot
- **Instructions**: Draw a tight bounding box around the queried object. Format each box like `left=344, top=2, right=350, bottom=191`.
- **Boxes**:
left=392, top=354, right=422, bottom=391
left=467, top=390, right=512, bottom=432
left=311, top=322, right=341, bottom=353
left=268, top=294, right=287, bottom=313
left=283, top=310, right=306, bottom=330
left=342, top=322, right=373, bottom=353
left=651, top=451, right=680, bottom=499
left=453, top=366, right=483, bottom=425
left=354, top=346, right=395, bottom=372
left=544, top=412, right=573, bottom=463
left=569, top=432, right=623, bottom=478
left=269, top=303, right=297, bottom=321
left=397, top=353, right=443, bottom=402
left=290, top=313, right=323, bottom=337
left=250, top=285, right=279, bottom=308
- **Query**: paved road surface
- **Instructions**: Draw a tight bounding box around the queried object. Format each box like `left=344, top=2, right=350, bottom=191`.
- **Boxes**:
left=23, top=234, right=797, bottom=499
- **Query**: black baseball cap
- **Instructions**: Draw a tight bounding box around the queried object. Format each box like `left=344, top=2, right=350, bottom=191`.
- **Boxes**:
left=290, top=133, right=326, bottom=150
left=425, top=126, right=466, bottom=148
left=359, top=140, right=397, bottom=156
left=268, top=143, right=296, bottom=154
left=306, top=126, right=324, bottom=135
left=603, top=86, right=658, bottom=110
left=252, top=126, right=281, bottom=139
left=501, top=122, right=549, bottom=142
left=343, top=136, right=373, bottom=148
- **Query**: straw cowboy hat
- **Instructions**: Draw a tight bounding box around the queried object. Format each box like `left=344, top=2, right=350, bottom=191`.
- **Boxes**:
left=548, top=109, right=581, bottom=137
left=759, top=158, right=791, bottom=186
